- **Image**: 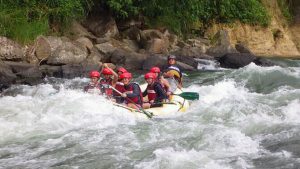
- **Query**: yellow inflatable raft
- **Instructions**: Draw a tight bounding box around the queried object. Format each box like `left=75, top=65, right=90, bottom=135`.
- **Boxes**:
left=113, top=84, right=189, bottom=118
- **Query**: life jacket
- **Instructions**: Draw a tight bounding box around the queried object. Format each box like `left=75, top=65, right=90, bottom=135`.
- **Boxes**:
left=113, top=81, right=125, bottom=96
left=84, top=82, right=102, bottom=95
left=100, top=78, right=113, bottom=96
left=124, top=82, right=143, bottom=106
left=146, top=82, right=157, bottom=102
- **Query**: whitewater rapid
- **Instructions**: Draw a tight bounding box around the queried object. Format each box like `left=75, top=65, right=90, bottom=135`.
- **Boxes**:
left=0, top=62, right=300, bottom=168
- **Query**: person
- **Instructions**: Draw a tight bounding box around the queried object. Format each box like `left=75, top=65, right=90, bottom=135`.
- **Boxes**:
left=142, top=72, right=168, bottom=109
left=99, top=64, right=118, bottom=97
left=162, top=55, right=183, bottom=88
left=84, top=70, right=102, bottom=94
left=120, top=72, right=143, bottom=109
left=149, top=66, right=172, bottom=96
left=113, top=67, right=128, bottom=103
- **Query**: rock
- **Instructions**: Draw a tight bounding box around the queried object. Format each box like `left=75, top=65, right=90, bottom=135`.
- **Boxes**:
left=39, top=65, right=63, bottom=77
left=0, top=36, right=24, bottom=60
left=0, top=60, right=17, bottom=88
left=16, top=67, right=43, bottom=85
left=207, top=30, right=238, bottom=58
left=122, top=39, right=140, bottom=52
left=3, top=61, right=43, bottom=85
left=35, top=36, right=64, bottom=60
left=47, top=41, right=88, bottom=65
left=142, top=55, right=166, bottom=70
left=187, top=38, right=209, bottom=52
left=145, top=38, right=169, bottom=54
left=84, top=15, right=119, bottom=38
left=86, top=47, right=104, bottom=63
left=122, top=26, right=142, bottom=42
left=177, top=46, right=214, bottom=60
left=61, top=63, right=102, bottom=78
left=64, top=21, right=96, bottom=40
left=235, top=42, right=254, bottom=54
left=95, top=42, right=117, bottom=55
left=253, top=57, right=275, bottom=67
left=110, top=49, right=147, bottom=70
left=175, top=55, right=198, bottom=68
left=24, top=45, right=39, bottom=64
left=95, top=37, right=110, bottom=44
left=218, top=53, right=257, bottom=69
left=168, top=34, right=178, bottom=48
left=76, top=37, right=94, bottom=51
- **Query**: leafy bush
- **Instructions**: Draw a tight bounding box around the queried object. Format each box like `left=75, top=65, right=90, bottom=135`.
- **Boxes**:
left=277, top=0, right=293, bottom=23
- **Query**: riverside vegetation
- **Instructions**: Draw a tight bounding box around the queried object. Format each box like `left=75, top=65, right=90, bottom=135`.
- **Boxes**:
left=0, top=0, right=272, bottom=43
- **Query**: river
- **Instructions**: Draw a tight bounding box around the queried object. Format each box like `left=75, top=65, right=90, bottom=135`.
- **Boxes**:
left=0, top=59, right=300, bottom=169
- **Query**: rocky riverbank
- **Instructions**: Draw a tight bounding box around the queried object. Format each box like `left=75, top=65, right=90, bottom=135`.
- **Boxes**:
left=1, top=2, right=300, bottom=90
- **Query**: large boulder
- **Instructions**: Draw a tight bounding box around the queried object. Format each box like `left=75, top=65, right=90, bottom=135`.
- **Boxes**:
left=76, top=37, right=94, bottom=51
left=64, top=21, right=96, bottom=40
left=86, top=47, right=104, bottom=63
left=235, top=42, right=254, bottom=54
left=35, top=36, right=64, bottom=60
left=39, top=65, right=63, bottom=77
left=110, top=49, right=147, bottom=70
left=175, top=46, right=214, bottom=60
left=84, top=15, right=119, bottom=38
left=0, top=36, right=24, bottom=60
left=218, top=53, right=257, bottom=68
left=207, top=30, right=238, bottom=58
left=0, top=60, right=16, bottom=89
left=4, top=61, right=43, bottom=85
left=145, top=38, right=169, bottom=54
left=47, top=41, right=88, bottom=65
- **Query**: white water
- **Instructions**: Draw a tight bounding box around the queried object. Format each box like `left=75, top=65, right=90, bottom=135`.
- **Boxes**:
left=0, top=62, right=300, bottom=168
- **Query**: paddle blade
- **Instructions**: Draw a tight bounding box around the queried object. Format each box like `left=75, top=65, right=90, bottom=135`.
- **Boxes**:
left=178, top=92, right=199, bottom=100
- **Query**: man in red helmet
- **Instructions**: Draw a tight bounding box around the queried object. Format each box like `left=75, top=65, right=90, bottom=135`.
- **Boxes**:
left=119, top=72, right=143, bottom=109
left=99, top=63, right=118, bottom=97
left=149, top=66, right=173, bottom=96
left=113, top=67, right=128, bottom=103
left=142, top=72, right=168, bottom=109
left=84, top=70, right=102, bottom=94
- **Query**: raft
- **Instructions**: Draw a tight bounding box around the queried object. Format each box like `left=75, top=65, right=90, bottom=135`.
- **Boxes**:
left=113, top=84, right=189, bottom=118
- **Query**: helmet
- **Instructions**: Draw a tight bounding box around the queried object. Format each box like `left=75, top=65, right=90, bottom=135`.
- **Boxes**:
left=117, top=67, right=128, bottom=74
left=167, top=55, right=176, bottom=60
left=144, top=72, right=156, bottom=79
left=120, top=72, right=132, bottom=79
left=102, top=68, right=113, bottom=75
left=150, top=67, right=161, bottom=73
left=89, top=71, right=100, bottom=78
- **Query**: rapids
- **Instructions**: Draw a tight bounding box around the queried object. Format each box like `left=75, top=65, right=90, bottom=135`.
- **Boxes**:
left=0, top=59, right=300, bottom=169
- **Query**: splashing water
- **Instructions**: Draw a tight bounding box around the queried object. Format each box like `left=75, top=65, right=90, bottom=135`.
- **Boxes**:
left=0, top=59, right=300, bottom=168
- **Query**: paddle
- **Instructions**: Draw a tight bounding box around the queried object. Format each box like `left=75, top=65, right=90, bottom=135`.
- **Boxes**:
left=174, top=92, right=199, bottom=100
left=108, top=85, right=154, bottom=119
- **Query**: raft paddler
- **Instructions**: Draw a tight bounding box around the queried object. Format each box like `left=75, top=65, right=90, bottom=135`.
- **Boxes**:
left=150, top=66, right=172, bottom=96
left=162, top=55, right=183, bottom=89
left=113, top=67, right=128, bottom=103
left=99, top=63, right=118, bottom=97
left=84, top=70, right=102, bottom=95
left=142, top=72, right=168, bottom=109
left=120, top=72, right=144, bottom=109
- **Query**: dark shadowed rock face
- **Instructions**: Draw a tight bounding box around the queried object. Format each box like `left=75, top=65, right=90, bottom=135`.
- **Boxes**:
left=0, top=60, right=16, bottom=90
left=218, top=53, right=257, bottom=69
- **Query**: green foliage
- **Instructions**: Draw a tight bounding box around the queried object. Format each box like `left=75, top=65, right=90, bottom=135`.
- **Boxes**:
left=0, top=0, right=90, bottom=43
left=0, top=0, right=271, bottom=43
left=277, top=0, right=293, bottom=23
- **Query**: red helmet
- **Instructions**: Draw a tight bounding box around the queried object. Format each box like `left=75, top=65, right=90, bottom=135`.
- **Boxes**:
left=102, top=68, right=113, bottom=75
left=117, top=67, right=128, bottom=74
left=150, top=67, right=161, bottom=73
left=89, top=71, right=100, bottom=78
left=144, top=72, right=156, bottom=79
left=120, top=72, right=132, bottom=79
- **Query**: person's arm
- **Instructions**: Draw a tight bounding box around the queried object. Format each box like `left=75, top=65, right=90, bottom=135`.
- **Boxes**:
left=154, top=82, right=167, bottom=102
left=142, top=87, right=147, bottom=97
left=126, top=84, right=140, bottom=98
left=103, top=63, right=118, bottom=86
